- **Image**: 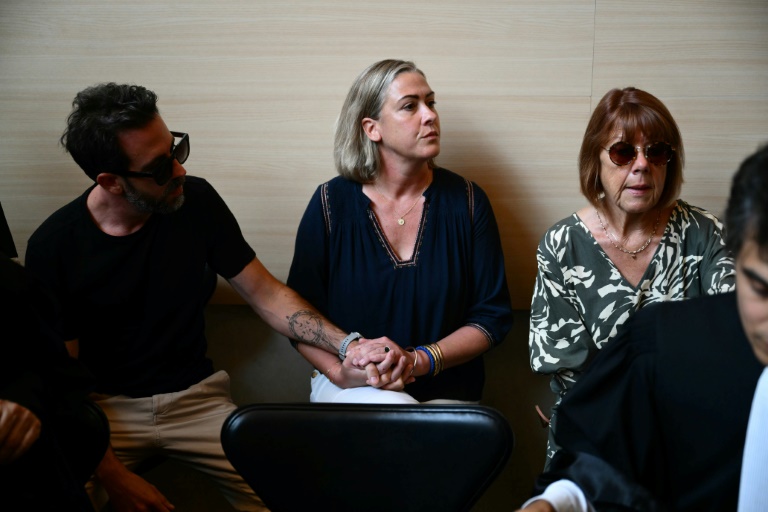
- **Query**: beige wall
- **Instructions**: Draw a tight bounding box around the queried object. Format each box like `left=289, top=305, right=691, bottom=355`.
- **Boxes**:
left=1, top=2, right=765, bottom=508
left=1, top=0, right=766, bottom=309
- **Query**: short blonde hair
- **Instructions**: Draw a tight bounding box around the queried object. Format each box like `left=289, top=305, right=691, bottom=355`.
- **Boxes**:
left=334, top=59, right=435, bottom=183
left=579, top=87, right=685, bottom=208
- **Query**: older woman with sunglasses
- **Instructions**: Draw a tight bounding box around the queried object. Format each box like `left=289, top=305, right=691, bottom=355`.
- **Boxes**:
left=529, top=87, right=735, bottom=466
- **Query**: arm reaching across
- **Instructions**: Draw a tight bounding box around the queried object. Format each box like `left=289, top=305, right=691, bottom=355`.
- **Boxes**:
left=229, top=257, right=400, bottom=374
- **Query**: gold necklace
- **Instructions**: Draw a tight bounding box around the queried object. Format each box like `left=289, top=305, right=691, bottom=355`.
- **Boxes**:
left=595, top=208, right=662, bottom=259
left=373, top=177, right=431, bottom=226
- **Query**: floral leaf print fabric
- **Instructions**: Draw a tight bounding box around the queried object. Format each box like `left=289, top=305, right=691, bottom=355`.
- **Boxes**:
left=529, top=200, right=735, bottom=397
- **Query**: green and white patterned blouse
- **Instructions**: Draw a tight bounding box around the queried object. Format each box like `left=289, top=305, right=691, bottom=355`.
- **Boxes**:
left=529, top=200, right=735, bottom=399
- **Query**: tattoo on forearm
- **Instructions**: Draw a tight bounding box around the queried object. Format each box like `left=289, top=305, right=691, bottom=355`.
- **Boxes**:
left=287, top=310, right=335, bottom=351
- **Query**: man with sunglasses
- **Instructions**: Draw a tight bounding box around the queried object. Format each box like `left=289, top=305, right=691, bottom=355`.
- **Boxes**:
left=24, top=83, right=408, bottom=511
left=518, top=143, right=768, bottom=511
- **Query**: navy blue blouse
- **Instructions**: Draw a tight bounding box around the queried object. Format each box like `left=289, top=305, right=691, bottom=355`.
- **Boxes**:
left=288, top=168, right=513, bottom=401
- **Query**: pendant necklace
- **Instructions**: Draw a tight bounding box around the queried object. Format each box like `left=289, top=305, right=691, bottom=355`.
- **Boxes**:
left=595, top=208, right=662, bottom=260
left=374, top=176, right=431, bottom=227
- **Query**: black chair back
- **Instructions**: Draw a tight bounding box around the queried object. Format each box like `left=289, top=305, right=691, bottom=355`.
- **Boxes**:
left=221, top=403, right=513, bottom=512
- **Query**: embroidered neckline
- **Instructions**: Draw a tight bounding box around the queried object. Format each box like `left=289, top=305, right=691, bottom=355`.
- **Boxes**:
left=368, top=204, right=428, bottom=268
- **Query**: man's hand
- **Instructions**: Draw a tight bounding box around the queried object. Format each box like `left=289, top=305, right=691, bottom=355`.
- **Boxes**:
left=346, top=337, right=408, bottom=373
left=343, top=338, right=413, bottom=388
left=101, top=469, right=175, bottom=512
left=0, top=400, right=41, bottom=464
left=96, top=446, right=175, bottom=511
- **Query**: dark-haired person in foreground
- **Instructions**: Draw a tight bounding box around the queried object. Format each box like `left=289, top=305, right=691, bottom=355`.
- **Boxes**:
left=518, top=143, right=768, bottom=511
left=0, top=251, right=105, bottom=511
left=25, top=83, right=406, bottom=512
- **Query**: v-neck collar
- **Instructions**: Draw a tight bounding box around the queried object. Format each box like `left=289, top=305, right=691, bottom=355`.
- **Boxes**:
left=358, top=172, right=436, bottom=268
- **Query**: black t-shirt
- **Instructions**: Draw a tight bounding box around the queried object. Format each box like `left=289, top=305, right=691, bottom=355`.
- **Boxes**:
left=26, top=177, right=256, bottom=397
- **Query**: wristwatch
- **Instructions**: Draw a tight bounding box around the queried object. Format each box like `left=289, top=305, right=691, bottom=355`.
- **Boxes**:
left=338, top=332, right=362, bottom=360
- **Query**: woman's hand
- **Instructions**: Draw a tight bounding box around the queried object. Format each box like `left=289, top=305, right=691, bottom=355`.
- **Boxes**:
left=334, top=354, right=413, bottom=389
left=371, top=354, right=415, bottom=389
left=330, top=362, right=373, bottom=388
left=340, top=337, right=418, bottom=389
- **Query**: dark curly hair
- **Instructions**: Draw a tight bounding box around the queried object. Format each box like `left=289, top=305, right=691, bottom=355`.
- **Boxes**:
left=725, top=143, right=768, bottom=258
left=61, top=83, right=159, bottom=180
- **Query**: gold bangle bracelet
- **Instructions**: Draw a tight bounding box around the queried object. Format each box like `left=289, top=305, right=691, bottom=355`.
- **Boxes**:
left=424, top=343, right=441, bottom=377
left=406, top=347, right=419, bottom=378
left=430, top=343, right=444, bottom=376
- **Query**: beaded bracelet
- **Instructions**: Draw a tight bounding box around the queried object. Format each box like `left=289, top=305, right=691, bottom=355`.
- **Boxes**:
left=431, top=342, right=444, bottom=376
left=416, top=346, right=434, bottom=376
left=421, top=343, right=444, bottom=377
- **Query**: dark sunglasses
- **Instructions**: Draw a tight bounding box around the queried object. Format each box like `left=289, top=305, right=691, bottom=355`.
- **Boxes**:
left=604, top=141, right=674, bottom=167
left=112, top=131, right=190, bottom=186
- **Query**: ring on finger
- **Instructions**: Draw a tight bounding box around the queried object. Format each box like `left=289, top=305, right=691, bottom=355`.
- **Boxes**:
left=384, top=346, right=390, bottom=353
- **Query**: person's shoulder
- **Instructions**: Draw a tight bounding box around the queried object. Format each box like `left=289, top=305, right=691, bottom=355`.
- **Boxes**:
left=323, top=175, right=357, bottom=194
left=433, top=167, right=464, bottom=184
left=680, top=290, right=735, bottom=314
left=668, top=200, right=728, bottom=250
left=547, top=213, right=582, bottom=231
left=674, top=199, right=724, bottom=227
left=631, top=292, right=736, bottom=342
left=182, top=175, right=215, bottom=196
left=430, top=167, right=493, bottom=211
left=320, top=176, right=361, bottom=210
left=432, top=167, right=476, bottom=193
left=29, top=189, right=91, bottom=246
left=180, top=176, right=235, bottom=214
left=308, top=176, right=364, bottom=226
left=537, top=213, right=584, bottom=244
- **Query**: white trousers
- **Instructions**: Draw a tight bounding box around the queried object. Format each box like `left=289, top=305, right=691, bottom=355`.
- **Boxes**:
left=309, top=370, right=477, bottom=405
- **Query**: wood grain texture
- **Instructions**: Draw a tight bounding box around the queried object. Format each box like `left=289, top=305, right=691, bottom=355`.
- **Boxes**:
left=1, top=2, right=765, bottom=509
left=0, top=0, right=765, bottom=310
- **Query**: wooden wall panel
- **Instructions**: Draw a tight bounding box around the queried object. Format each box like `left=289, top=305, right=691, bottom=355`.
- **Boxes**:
left=592, top=0, right=768, bottom=220
left=593, top=0, right=768, bottom=98
left=0, top=0, right=765, bottom=310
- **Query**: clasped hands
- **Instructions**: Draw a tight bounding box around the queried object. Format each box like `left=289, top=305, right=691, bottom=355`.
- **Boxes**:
left=343, top=337, right=416, bottom=391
